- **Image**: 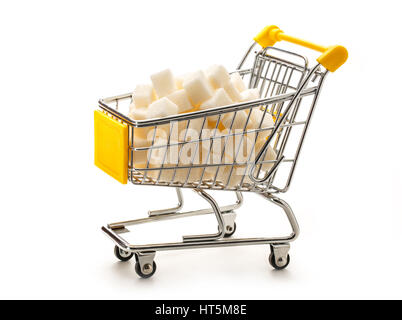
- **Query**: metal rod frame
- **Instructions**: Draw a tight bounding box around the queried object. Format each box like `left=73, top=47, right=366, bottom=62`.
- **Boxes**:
left=99, top=42, right=329, bottom=265
left=102, top=189, right=299, bottom=253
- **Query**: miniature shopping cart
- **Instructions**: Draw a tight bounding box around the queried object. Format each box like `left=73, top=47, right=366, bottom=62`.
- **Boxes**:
left=94, top=25, right=347, bottom=278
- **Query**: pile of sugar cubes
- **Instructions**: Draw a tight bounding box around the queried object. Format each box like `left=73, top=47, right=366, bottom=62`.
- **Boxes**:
left=128, top=65, right=277, bottom=187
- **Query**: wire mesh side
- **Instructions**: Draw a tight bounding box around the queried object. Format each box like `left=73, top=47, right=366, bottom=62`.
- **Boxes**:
left=102, top=46, right=327, bottom=193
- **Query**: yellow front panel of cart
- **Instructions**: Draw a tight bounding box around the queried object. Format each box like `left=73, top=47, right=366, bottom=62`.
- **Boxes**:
left=94, top=110, right=128, bottom=184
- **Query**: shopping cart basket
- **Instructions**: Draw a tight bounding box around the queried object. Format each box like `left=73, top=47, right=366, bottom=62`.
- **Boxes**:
left=95, top=25, right=347, bottom=278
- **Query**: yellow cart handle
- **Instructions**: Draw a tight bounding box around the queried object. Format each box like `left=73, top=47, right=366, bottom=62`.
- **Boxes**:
left=254, top=25, right=348, bottom=72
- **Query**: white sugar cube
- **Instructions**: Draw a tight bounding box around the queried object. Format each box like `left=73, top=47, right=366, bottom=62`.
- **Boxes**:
left=146, top=97, right=179, bottom=119
left=223, top=80, right=242, bottom=102
left=254, top=140, right=277, bottom=172
left=129, top=101, right=136, bottom=113
left=146, top=125, right=170, bottom=143
left=203, top=165, right=227, bottom=182
left=200, top=88, right=233, bottom=122
left=213, top=88, right=233, bottom=106
left=241, top=88, right=260, bottom=102
left=167, top=89, right=193, bottom=113
left=201, top=130, right=223, bottom=163
left=174, top=118, right=206, bottom=142
left=146, top=138, right=202, bottom=183
left=132, top=136, right=151, bottom=168
left=150, top=69, right=176, bottom=98
left=201, top=130, right=240, bottom=183
left=148, top=167, right=202, bottom=184
left=230, top=72, right=247, bottom=92
left=226, top=165, right=253, bottom=188
left=147, top=145, right=174, bottom=181
left=198, top=130, right=231, bottom=182
left=175, top=73, right=192, bottom=90
left=224, top=135, right=254, bottom=163
left=132, top=127, right=151, bottom=140
left=132, top=84, right=155, bottom=108
left=188, top=118, right=206, bottom=132
left=183, top=71, right=213, bottom=106
left=205, top=65, right=230, bottom=89
left=221, top=110, right=248, bottom=130
left=129, top=107, right=148, bottom=120
left=175, top=77, right=184, bottom=90
left=147, top=138, right=174, bottom=165
left=247, top=108, right=274, bottom=140
left=201, top=129, right=230, bottom=164
left=200, top=97, right=215, bottom=114
left=202, top=156, right=227, bottom=181
left=176, top=143, right=202, bottom=183
left=128, top=107, right=151, bottom=138
left=178, top=135, right=202, bottom=167
left=173, top=167, right=202, bottom=184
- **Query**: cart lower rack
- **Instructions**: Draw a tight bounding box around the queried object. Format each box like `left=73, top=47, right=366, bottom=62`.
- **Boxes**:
left=95, top=25, right=347, bottom=278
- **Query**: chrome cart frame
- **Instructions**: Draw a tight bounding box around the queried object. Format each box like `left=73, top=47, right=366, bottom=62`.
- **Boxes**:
left=96, top=25, right=347, bottom=278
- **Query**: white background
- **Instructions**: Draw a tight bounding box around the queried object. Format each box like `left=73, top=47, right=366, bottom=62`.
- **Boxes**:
left=1, top=0, right=401, bottom=299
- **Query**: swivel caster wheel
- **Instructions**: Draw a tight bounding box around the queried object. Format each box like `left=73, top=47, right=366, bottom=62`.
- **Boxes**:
left=135, top=261, right=157, bottom=279
left=219, top=222, right=237, bottom=238
left=134, top=251, right=157, bottom=278
left=269, top=244, right=290, bottom=270
left=114, top=245, right=134, bottom=262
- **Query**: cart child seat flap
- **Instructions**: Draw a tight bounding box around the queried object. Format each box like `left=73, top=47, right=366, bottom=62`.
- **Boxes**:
left=94, top=110, right=128, bottom=184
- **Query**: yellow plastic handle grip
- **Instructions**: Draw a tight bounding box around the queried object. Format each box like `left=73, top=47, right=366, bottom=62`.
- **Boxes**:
left=254, top=25, right=348, bottom=72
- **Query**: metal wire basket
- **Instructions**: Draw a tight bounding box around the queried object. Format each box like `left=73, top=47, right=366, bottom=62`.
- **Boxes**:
left=95, top=25, right=347, bottom=278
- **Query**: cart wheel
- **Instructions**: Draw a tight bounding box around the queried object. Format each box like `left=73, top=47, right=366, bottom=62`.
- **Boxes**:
left=114, top=246, right=134, bottom=262
left=218, top=222, right=237, bottom=238
left=135, top=261, right=157, bottom=279
left=225, top=222, right=237, bottom=237
left=269, top=252, right=290, bottom=270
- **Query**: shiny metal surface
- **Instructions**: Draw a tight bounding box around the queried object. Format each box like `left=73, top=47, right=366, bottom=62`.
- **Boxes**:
left=137, top=251, right=156, bottom=275
left=102, top=191, right=299, bottom=252
left=98, top=42, right=332, bottom=275
left=98, top=46, right=326, bottom=194
left=148, top=188, right=183, bottom=216
left=107, top=190, right=243, bottom=230
left=271, top=243, right=291, bottom=268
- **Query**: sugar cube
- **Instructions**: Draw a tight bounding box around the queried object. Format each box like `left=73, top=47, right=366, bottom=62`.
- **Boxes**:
left=247, top=108, right=274, bottom=140
left=241, top=88, right=260, bottom=102
left=183, top=71, right=213, bottom=106
left=224, top=134, right=254, bottom=163
left=203, top=165, right=227, bottom=182
left=200, top=129, right=223, bottom=164
left=146, top=137, right=202, bottom=184
left=150, top=69, right=176, bottom=98
left=221, top=110, right=248, bottom=130
left=199, top=128, right=255, bottom=183
left=175, top=76, right=184, bottom=90
left=188, top=118, right=206, bottom=133
left=167, top=89, right=193, bottom=113
left=254, top=140, right=277, bottom=172
left=230, top=72, right=247, bottom=92
left=205, top=65, right=230, bottom=89
left=175, top=73, right=192, bottom=90
left=129, top=107, right=148, bottom=120
left=226, top=165, right=253, bottom=188
left=172, top=167, right=202, bottom=184
left=174, top=118, right=206, bottom=142
left=146, top=97, right=179, bottom=119
left=128, top=108, right=151, bottom=138
left=132, top=136, right=151, bottom=169
left=222, top=80, right=242, bottom=102
left=200, top=88, right=233, bottom=122
left=132, top=84, right=155, bottom=108
left=129, top=101, right=136, bottom=113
